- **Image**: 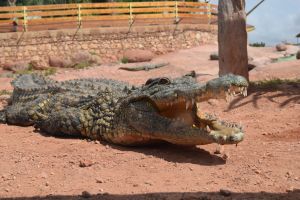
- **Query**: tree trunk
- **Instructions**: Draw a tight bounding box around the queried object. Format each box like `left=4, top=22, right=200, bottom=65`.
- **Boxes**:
left=218, top=0, right=249, bottom=80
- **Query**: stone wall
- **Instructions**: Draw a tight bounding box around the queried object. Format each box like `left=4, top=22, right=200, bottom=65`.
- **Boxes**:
left=0, top=24, right=217, bottom=65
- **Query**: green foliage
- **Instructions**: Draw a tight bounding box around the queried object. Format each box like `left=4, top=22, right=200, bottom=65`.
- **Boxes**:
left=74, top=61, right=90, bottom=69
left=16, top=68, right=34, bottom=75
left=43, top=67, right=57, bottom=76
left=120, top=57, right=129, bottom=64
left=249, top=42, right=266, bottom=47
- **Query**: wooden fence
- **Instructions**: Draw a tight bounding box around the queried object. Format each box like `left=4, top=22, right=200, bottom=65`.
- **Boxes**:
left=0, top=1, right=217, bottom=32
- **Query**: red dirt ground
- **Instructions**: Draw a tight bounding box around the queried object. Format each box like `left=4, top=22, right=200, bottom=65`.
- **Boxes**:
left=0, top=45, right=299, bottom=200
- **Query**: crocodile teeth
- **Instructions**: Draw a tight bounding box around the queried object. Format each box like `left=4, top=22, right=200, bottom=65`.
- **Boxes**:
left=225, top=92, right=233, bottom=102
left=185, top=101, right=190, bottom=110
left=243, top=88, right=247, bottom=96
left=206, top=125, right=211, bottom=133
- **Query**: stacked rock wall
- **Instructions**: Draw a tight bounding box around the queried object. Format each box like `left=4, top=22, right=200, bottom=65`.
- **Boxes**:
left=0, top=24, right=217, bottom=65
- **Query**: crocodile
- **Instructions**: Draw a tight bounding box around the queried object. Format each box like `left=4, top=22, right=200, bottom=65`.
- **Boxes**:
left=0, top=73, right=248, bottom=146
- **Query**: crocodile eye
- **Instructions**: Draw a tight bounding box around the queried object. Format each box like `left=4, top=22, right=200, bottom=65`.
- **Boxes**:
left=145, top=78, right=154, bottom=86
left=145, top=77, right=170, bottom=86
left=158, top=78, right=171, bottom=85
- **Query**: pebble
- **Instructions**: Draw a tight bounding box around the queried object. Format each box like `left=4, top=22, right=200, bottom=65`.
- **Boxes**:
left=82, top=191, right=92, bottom=198
left=96, top=178, right=103, bottom=183
left=79, top=160, right=94, bottom=168
left=219, top=189, right=231, bottom=196
left=214, top=145, right=224, bottom=154
left=208, top=99, right=219, bottom=106
left=286, top=187, right=294, bottom=192
left=40, top=172, right=48, bottom=179
left=222, top=153, right=229, bottom=160
left=254, top=169, right=261, bottom=174
left=144, top=181, right=153, bottom=186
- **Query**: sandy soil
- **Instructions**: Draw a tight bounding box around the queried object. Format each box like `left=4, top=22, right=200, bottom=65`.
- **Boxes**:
left=0, top=45, right=300, bottom=200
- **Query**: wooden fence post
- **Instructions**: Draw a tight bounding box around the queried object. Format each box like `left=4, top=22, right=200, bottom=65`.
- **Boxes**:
left=129, top=3, right=133, bottom=25
left=23, top=6, right=27, bottom=32
left=207, top=2, right=212, bottom=24
left=77, top=4, right=82, bottom=28
left=175, top=1, right=179, bottom=22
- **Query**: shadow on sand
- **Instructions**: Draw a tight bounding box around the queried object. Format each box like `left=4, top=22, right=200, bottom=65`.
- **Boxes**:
left=1, top=190, right=299, bottom=200
left=111, top=143, right=226, bottom=166
left=226, top=80, right=300, bottom=111
left=36, top=129, right=225, bottom=166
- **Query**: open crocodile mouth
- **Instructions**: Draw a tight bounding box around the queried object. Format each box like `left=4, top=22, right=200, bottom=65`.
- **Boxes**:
left=224, top=85, right=247, bottom=102
left=153, top=85, right=248, bottom=144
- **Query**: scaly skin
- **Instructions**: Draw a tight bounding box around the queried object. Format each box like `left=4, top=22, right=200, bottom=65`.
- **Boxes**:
left=0, top=73, right=248, bottom=146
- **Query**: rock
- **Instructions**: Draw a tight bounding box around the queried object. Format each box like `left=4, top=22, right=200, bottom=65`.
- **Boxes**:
left=254, top=169, right=261, bottom=174
left=296, top=50, right=300, bottom=60
left=82, top=191, right=92, bottom=198
left=49, top=55, right=72, bottom=68
left=69, top=51, right=101, bottom=67
left=222, top=153, right=229, bottom=160
left=2, top=61, right=30, bottom=72
left=40, top=172, right=48, bottom=179
left=90, top=55, right=101, bottom=65
left=30, top=60, right=49, bottom=70
left=79, top=159, right=94, bottom=168
left=286, top=187, right=294, bottom=192
left=96, top=178, right=103, bottom=183
left=94, top=140, right=100, bottom=144
left=71, top=51, right=92, bottom=65
left=210, top=52, right=219, bottom=60
left=276, top=44, right=287, bottom=51
left=208, top=99, right=219, bottom=106
left=14, top=62, right=30, bottom=72
left=219, top=189, right=231, bottom=197
left=214, top=144, right=223, bottom=154
left=1, top=62, right=14, bottom=70
left=123, top=49, right=155, bottom=63
left=144, top=181, right=153, bottom=186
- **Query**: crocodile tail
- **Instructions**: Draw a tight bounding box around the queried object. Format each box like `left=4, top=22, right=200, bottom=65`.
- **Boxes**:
left=11, top=74, right=59, bottom=103
left=12, top=74, right=57, bottom=91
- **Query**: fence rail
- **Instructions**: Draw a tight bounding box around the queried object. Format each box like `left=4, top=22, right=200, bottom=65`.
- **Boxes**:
left=0, top=1, right=217, bottom=32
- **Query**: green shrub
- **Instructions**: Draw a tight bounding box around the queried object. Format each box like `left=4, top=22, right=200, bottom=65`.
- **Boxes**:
left=74, top=61, right=90, bottom=69
left=249, top=42, right=266, bottom=47
left=121, top=57, right=129, bottom=64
